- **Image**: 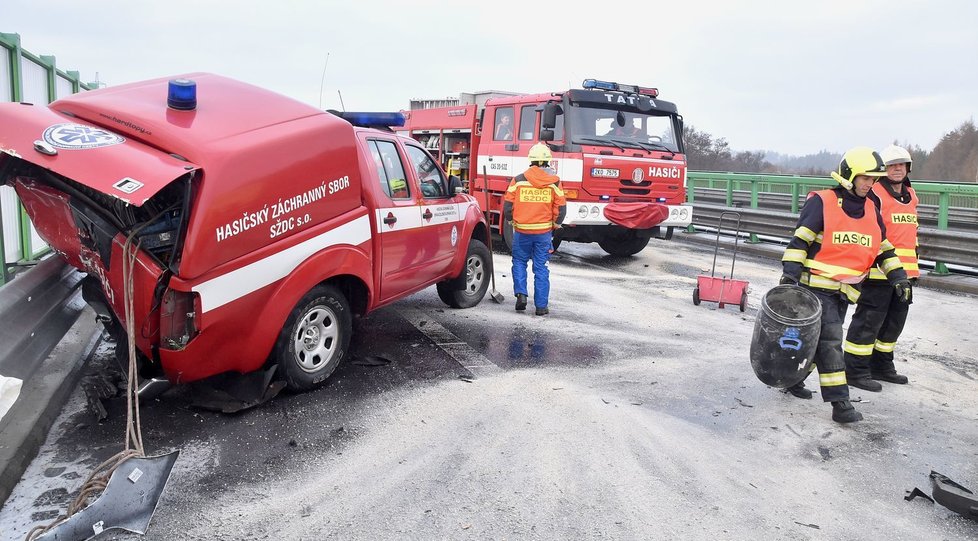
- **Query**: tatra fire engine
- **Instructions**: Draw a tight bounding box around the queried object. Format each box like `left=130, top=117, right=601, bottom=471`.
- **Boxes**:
left=399, top=79, right=692, bottom=256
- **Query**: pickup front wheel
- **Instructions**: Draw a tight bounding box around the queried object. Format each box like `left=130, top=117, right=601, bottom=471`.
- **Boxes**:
left=274, top=284, right=351, bottom=392
left=437, top=239, right=491, bottom=308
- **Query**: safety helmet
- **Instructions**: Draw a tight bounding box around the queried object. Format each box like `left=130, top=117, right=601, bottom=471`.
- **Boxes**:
left=390, top=178, right=407, bottom=194
left=528, top=143, right=553, bottom=164
left=880, top=144, right=913, bottom=173
left=830, top=146, right=887, bottom=190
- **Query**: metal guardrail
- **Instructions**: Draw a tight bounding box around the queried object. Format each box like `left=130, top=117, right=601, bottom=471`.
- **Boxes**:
left=694, top=188, right=978, bottom=233
left=687, top=172, right=978, bottom=274
left=691, top=203, right=978, bottom=270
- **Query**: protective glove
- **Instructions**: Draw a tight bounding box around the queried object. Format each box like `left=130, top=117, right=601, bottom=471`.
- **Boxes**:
left=779, top=274, right=799, bottom=286
left=894, top=279, right=913, bottom=304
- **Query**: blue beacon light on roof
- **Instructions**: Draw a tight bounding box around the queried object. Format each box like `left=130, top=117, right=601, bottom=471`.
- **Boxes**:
left=167, top=79, right=197, bottom=111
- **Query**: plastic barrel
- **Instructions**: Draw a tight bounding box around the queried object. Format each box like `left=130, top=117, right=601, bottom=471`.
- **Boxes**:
left=749, top=284, right=822, bottom=388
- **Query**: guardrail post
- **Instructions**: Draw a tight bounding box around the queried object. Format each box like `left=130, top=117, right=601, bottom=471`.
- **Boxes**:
left=746, top=177, right=761, bottom=243
left=930, top=190, right=952, bottom=275
left=790, top=183, right=800, bottom=213
left=686, top=173, right=698, bottom=233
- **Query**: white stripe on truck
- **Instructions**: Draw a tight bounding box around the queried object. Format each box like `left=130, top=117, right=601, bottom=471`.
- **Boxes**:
left=193, top=213, right=372, bottom=313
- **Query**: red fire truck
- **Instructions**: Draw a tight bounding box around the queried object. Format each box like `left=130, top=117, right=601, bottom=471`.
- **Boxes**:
left=0, top=73, right=490, bottom=393
left=398, top=79, right=692, bottom=256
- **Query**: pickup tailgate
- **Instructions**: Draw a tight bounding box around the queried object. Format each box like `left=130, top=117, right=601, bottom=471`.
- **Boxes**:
left=1, top=101, right=200, bottom=353
left=0, top=102, right=198, bottom=205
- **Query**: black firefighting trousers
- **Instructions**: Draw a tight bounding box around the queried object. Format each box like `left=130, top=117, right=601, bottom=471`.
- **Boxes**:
left=801, top=286, right=851, bottom=403
left=844, top=280, right=910, bottom=379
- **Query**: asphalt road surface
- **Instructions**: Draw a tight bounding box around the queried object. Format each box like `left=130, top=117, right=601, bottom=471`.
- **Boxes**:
left=2, top=235, right=977, bottom=540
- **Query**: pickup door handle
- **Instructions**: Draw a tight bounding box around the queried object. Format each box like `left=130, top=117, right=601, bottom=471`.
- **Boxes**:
left=505, top=144, right=519, bottom=152
left=383, top=214, right=397, bottom=226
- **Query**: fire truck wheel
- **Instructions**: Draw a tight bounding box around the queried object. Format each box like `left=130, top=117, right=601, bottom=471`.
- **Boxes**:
left=598, top=235, right=650, bottom=256
left=436, top=239, right=491, bottom=309
left=274, top=284, right=351, bottom=392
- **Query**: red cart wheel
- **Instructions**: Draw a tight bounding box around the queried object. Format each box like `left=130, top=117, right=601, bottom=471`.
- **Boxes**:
left=693, top=288, right=701, bottom=306
left=739, top=291, right=748, bottom=312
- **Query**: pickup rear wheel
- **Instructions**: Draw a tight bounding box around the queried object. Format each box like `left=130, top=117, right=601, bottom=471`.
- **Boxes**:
left=436, top=239, right=491, bottom=308
left=274, top=284, right=351, bottom=392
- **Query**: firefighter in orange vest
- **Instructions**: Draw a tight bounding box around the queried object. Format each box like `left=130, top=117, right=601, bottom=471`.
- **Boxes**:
left=779, top=147, right=911, bottom=423
left=503, top=143, right=566, bottom=316
left=843, top=145, right=918, bottom=391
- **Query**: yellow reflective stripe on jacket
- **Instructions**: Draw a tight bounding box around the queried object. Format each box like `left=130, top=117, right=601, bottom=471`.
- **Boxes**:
left=507, top=180, right=532, bottom=193
left=868, top=267, right=887, bottom=280
left=782, top=248, right=807, bottom=263
left=874, top=339, right=897, bottom=353
left=880, top=239, right=896, bottom=252
left=514, top=221, right=555, bottom=230
left=803, top=273, right=861, bottom=303
left=895, top=248, right=916, bottom=257
left=551, top=185, right=565, bottom=197
left=819, top=371, right=848, bottom=387
left=879, top=256, right=904, bottom=274
left=805, top=258, right=867, bottom=279
left=794, top=226, right=817, bottom=244
left=843, top=340, right=874, bottom=356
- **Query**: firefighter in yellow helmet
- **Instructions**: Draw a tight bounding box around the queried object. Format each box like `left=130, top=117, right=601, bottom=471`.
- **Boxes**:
left=778, top=147, right=910, bottom=423
left=843, top=145, right=918, bottom=391
left=503, top=143, right=566, bottom=315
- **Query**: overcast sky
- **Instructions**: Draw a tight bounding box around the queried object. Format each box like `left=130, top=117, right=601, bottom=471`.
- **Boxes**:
left=5, top=0, right=977, bottom=156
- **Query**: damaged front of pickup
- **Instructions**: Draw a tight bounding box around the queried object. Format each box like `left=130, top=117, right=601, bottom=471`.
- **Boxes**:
left=0, top=94, right=200, bottom=390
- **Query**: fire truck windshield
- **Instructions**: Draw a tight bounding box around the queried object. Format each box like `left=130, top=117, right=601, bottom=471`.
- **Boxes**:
left=565, top=105, right=680, bottom=153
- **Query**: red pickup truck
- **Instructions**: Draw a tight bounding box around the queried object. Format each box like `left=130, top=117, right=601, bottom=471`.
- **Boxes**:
left=0, top=73, right=490, bottom=392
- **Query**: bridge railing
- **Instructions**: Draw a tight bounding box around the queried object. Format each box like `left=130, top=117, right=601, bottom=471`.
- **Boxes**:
left=686, top=171, right=978, bottom=274
left=0, top=33, right=92, bottom=286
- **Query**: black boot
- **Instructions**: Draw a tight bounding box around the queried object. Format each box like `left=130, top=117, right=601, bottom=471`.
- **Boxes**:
left=785, top=381, right=813, bottom=399
left=535, top=307, right=549, bottom=316
left=872, top=371, right=909, bottom=384
left=831, top=400, right=863, bottom=423
left=848, top=377, right=882, bottom=392
left=515, top=294, right=527, bottom=311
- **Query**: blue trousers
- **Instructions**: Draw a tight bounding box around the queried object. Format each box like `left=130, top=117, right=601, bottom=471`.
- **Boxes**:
left=511, top=231, right=552, bottom=309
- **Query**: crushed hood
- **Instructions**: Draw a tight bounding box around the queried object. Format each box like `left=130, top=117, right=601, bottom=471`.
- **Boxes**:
left=0, top=101, right=199, bottom=206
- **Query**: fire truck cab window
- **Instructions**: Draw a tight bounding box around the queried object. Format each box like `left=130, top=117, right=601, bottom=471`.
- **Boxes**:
left=493, top=107, right=514, bottom=141
left=372, top=140, right=410, bottom=199
left=404, top=145, right=449, bottom=198
left=519, top=105, right=536, bottom=140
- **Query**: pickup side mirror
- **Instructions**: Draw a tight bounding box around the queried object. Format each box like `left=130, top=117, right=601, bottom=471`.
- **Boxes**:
left=541, top=103, right=560, bottom=129
left=539, top=129, right=555, bottom=142
left=449, top=175, right=464, bottom=194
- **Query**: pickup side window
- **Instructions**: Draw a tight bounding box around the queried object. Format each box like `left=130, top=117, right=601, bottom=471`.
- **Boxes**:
left=370, top=140, right=410, bottom=199
left=404, top=145, right=449, bottom=199
left=519, top=105, right=536, bottom=140
left=493, top=107, right=514, bottom=141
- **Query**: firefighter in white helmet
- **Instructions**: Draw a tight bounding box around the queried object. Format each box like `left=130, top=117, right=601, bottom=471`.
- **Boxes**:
left=843, top=145, right=919, bottom=391
left=779, top=147, right=910, bottom=423
left=503, top=143, right=566, bottom=315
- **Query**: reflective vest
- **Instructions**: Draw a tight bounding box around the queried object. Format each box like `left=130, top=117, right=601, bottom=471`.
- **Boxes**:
left=806, top=190, right=881, bottom=285
left=869, top=182, right=919, bottom=279
left=505, top=173, right=564, bottom=234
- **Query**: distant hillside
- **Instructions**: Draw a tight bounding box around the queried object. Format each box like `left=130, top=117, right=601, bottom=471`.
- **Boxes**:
left=762, top=150, right=841, bottom=176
